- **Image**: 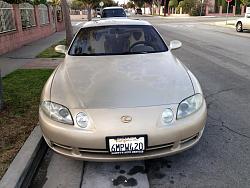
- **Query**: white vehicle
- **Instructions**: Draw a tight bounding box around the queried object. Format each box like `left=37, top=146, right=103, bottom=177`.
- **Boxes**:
left=236, top=7, right=250, bottom=32
left=96, top=8, right=102, bottom=16
left=101, top=7, right=127, bottom=18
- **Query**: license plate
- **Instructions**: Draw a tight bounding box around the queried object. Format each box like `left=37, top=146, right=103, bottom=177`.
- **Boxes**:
left=107, top=136, right=146, bottom=155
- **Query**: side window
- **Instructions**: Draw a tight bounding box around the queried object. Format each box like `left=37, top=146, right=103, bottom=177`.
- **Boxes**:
left=71, top=32, right=88, bottom=54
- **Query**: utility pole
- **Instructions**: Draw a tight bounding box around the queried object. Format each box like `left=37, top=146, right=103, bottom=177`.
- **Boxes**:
left=0, top=69, right=3, bottom=111
left=200, top=0, right=204, bottom=16
left=225, top=0, right=232, bottom=24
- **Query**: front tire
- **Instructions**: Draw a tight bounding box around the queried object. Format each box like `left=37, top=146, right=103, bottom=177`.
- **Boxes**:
left=236, top=22, right=243, bottom=32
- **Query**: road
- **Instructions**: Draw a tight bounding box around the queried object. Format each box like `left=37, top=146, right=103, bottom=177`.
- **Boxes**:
left=30, top=16, right=250, bottom=188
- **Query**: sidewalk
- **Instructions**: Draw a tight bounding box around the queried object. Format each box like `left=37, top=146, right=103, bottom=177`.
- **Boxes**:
left=0, top=30, right=65, bottom=77
left=207, top=20, right=236, bottom=29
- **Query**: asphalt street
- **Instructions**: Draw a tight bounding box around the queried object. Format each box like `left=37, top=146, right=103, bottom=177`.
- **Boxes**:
left=31, top=16, right=250, bottom=188
left=145, top=16, right=250, bottom=187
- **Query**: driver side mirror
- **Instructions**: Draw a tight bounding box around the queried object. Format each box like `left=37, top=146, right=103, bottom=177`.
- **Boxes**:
left=170, top=40, right=182, bottom=50
left=55, top=45, right=66, bottom=54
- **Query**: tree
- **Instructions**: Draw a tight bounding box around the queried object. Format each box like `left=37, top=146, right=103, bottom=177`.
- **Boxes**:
left=3, top=0, right=46, bottom=4
left=50, top=0, right=60, bottom=5
left=144, top=0, right=153, bottom=14
left=79, top=0, right=100, bottom=20
left=70, top=0, right=84, bottom=10
left=178, top=0, right=197, bottom=15
left=78, top=0, right=117, bottom=20
left=103, top=0, right=118, bottom=7
left=0, top=70, right=3, bottom=111
left=154, top=0, right=162, bottom=15
left=47, top=0, right=73, bottom=46
left=61, top=0, right=73, bottom=46
left=133, top=0, right=144, bottom=7
left=169, top=0, right=178, bottom=8
left=127, top=1, right=135, bottom=8
left=240, top=0, right=250, bottom=6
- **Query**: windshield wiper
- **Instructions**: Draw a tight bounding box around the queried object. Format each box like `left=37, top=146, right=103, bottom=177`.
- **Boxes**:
left=70, top=51, right=151, bottom=56
left=118, top=51, right=149, bottom=55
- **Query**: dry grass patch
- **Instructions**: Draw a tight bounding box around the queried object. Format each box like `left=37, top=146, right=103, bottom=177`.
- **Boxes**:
left=0, top=69, right=53, bottom=179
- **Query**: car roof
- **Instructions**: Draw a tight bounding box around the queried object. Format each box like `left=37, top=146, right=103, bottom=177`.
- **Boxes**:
left=103, top=6, right=124, bottom=10
left=83, top=18, right=151, bottom=28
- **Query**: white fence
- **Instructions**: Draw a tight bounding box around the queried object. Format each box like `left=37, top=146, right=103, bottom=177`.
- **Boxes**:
left=19, top=3, right=36, bottom=29
left=0, top=1, right=16, bottom=33
left=38, top=4, right=49, bottom=25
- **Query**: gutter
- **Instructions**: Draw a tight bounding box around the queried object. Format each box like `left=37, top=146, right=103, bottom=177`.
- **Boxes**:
left=0, top=126, right=48, bottom=188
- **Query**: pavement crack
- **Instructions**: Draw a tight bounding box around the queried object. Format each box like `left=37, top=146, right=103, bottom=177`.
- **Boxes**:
left=205, top=87, right=237, bottom=99
left=207, top=114, right=220, bottom=122
left=220, top=121, right=250, bottom=139
left=207, top=115, right=250, bottom=140
left=79, top=162, right=85, bottom=188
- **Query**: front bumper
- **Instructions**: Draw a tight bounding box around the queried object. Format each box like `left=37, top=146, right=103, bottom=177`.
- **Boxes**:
left=40, top=101, right=207, bottom=161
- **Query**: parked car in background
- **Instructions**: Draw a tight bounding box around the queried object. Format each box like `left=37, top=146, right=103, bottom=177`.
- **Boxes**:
left=124, top=9, right=131, bottom=17
left=101, top=7, right=126, bottom=18
left=39, top=18, right=207, bottom=161
left=236, top=7, right=250, bottom=32
left=96, top=8, right=102, bottom=16
left=135, top=8, right=142, bottom=15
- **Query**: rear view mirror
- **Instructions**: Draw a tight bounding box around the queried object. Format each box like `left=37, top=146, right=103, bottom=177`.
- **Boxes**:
left=55, top=45, right=66, bottom=54
left=170, top=40, right=182, bottom=50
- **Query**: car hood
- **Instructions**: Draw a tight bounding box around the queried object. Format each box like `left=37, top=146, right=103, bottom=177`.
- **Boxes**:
left=51, top=52, right=194, bottom=109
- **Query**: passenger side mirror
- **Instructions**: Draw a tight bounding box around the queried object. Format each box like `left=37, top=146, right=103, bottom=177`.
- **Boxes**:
left=55, top=45, right=66, bottom=54
left=170, top=40, right=182, bottom=50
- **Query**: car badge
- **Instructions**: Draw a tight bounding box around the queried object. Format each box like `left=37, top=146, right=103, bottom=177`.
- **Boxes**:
left=121, top=116, right=132, bottom=123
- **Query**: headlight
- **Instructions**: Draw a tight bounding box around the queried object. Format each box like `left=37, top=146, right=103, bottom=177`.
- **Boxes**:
left=41, top=101, right=73, bottom=125
left=76, top=112, right=89, bottom=128
left=161, top=108, right=174, bottom=125
left=177, top=94, right=203, bottom=119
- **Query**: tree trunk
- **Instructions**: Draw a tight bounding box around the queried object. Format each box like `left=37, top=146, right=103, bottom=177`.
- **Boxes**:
left=164, top=0, right=167, bottom=16
left=61, top=0, right=73, bottom=46
left=149, top=3, right=152, bottom=15
left=87, top=6, right=92, bottom=21
left=158, top=1, right=161, bottom=15
left=0, top=69, right=3, bottom=111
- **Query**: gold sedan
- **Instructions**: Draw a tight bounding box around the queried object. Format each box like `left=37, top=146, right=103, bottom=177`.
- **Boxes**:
left=39, top=19, right=207, bottom=161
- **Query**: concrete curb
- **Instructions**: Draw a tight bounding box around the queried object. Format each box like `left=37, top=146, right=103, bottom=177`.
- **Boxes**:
left=0, top=126, right=48, bottom=188
left=205, top=21, right=236, bottom=29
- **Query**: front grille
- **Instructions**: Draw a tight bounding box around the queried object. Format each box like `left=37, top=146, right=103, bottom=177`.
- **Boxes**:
left=50, top=132, right=200, bottom=155
left=79, top=148, right=108, bottom=154
left=180, top=133, right=199, bottom=146
left=52, top=142, right=72, bottom=150
left=147, top=142, right=175, bottom=151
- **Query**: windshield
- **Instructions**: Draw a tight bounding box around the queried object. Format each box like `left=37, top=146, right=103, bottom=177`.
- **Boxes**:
left=101, top=9, right=126, bottom=18
left=69, top=25, right=168, bottom=56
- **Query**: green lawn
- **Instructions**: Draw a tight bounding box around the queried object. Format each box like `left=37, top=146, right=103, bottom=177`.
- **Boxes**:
left=0, top=69, right=53, bottom=179
left=36, top=39, right=66, bottom=58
